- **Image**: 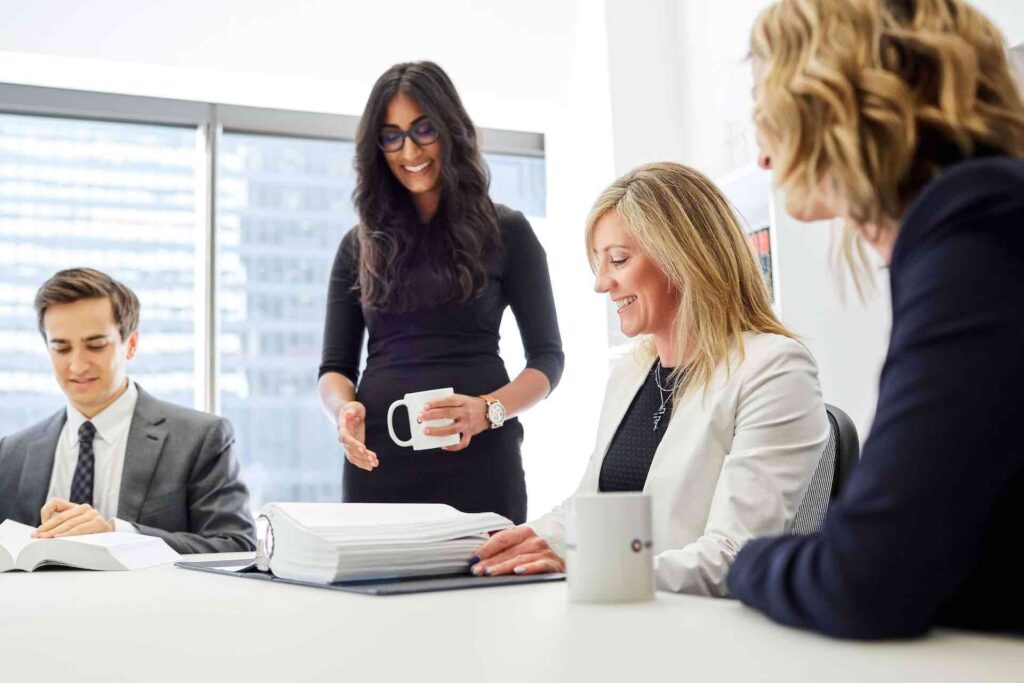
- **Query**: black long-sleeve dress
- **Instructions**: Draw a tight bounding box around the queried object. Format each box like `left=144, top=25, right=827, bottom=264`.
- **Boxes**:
left=727, top=157, right=1024, bottom=639
left=318, top=205, right=564, bottom=524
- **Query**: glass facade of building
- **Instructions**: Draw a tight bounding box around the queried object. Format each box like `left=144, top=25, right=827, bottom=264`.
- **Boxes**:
left=216, top=132, right=357, bottom=506
left=0, top=113, right=199, bottom=438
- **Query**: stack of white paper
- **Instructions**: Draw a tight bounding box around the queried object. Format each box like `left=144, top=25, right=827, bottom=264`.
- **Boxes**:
left=260, top=503, right=513, bottom=584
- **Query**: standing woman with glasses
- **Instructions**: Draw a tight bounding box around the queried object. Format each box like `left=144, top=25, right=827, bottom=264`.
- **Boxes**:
left=317, top=61, right=564, bottom=524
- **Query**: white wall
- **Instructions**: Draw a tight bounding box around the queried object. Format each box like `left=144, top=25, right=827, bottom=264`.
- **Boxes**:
left=603, top=0, right=769, bottom=179
left=596, top=0, right=1024, bottom=440
left=772, top=212, right=891, bottom=437
left=970, top=1, right=1024, bottom=43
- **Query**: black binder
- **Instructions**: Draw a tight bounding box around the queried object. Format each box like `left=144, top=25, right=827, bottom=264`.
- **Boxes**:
left=176, top=558, right=565, bottom=595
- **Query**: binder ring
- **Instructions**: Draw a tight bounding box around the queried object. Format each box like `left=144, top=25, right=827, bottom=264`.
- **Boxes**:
left=255, top=514, right=275, bottom=572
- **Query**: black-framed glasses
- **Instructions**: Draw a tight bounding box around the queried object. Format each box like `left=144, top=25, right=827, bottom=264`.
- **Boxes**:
left=377, top=118, right=439, bottom=152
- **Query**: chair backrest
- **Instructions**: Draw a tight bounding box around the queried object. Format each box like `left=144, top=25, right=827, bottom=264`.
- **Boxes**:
left=791, top=403, right=860, bottom=535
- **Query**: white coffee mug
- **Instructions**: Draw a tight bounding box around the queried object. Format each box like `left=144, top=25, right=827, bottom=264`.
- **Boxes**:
left=387, top=387, right=461, bottom=451
left=566, top=492, right=655, bottom=603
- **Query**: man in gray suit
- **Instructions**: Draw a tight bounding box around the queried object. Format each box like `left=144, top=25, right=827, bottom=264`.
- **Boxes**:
left=0, top=268, right=255, bottom=553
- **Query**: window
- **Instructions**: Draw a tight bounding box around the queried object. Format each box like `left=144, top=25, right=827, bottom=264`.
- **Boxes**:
left=216, top=132, right=357, bottom=505
left=487, top=152, right=546, bottom=217
left=0, top=111, right=200, bottom=438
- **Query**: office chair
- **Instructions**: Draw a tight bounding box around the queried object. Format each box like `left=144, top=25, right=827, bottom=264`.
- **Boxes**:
left=791, top=403, right=860, bottom=535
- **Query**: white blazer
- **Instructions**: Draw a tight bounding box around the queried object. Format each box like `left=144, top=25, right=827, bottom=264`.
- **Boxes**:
left=529, top=332, right=829, bottom=597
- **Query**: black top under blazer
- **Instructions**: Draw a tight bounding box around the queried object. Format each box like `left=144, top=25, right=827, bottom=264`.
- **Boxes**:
left=727, top=157, right=1024, bottom=639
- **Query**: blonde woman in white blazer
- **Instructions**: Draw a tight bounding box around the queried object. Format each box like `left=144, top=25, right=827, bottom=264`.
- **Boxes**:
left=472, top=162, right=828, bottom=596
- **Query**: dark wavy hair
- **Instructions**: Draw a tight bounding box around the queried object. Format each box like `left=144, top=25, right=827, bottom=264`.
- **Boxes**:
left=352, top=61, right=500, bottom=311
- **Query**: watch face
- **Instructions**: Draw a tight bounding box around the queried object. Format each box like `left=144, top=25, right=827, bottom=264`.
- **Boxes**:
left=488, top=402, right=505, bottom=424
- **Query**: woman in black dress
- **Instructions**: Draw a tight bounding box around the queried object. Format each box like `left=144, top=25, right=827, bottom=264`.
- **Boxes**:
left=317, top=61, right=564, bottom=524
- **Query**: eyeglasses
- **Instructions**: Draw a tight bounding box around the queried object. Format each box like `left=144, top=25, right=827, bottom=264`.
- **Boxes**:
left=377, top=118, right=439, bottom=153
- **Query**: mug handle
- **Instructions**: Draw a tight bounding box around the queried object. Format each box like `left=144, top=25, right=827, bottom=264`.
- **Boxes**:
left=387, top=399, right=413, bottom=447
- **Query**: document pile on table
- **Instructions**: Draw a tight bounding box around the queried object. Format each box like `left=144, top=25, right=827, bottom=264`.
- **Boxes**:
left=259, top=503, right=513, bottom=584
left=0, top=519, right=179, bottom=572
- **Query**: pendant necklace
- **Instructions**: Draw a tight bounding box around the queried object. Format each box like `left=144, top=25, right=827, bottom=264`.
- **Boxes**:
left=652, top=359, right=672, bottom=432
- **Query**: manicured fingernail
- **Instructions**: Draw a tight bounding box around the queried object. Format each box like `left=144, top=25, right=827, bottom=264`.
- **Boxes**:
left=468, top=555, right=480, bottom=566
left=513, top=566, right=526, bottom=575
left=472, top=564, right=484, bottom=576
left=484, top=567, right=494, bottom=576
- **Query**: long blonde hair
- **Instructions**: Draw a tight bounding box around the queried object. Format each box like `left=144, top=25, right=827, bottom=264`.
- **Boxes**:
left=585, top=162, right=792, bottom=402
left=751, top=0, right=1024, bottom=285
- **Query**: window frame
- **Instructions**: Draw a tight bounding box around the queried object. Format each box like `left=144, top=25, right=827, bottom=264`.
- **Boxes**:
left=0, top=81, right=545, bottom=413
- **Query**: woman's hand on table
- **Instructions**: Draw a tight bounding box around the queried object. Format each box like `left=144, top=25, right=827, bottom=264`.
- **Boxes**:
left=338, top=401, right=378, bottom=471
left=471, top=526, right=565, bottom=576
left=418, top=393, right=491, bottom=452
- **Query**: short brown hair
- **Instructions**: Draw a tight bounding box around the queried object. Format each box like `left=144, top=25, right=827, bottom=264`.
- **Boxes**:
left=34, top=268, right=141, bottom=340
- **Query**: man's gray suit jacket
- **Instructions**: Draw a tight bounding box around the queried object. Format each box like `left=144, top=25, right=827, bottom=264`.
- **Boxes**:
left=0, top=384, right=256, bottom=553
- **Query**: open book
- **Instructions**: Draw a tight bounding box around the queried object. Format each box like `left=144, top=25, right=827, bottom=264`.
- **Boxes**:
left=0, top=519, right=179, bottom=572
left=260, top=503, right=514, bottom=584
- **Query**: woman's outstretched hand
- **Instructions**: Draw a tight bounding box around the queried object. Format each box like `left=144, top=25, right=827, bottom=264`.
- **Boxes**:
left=471, top=526, right=565, bottom=576
left=418, top=393, right=491, bottom=452
left=338, top=401, right=378, bottom=471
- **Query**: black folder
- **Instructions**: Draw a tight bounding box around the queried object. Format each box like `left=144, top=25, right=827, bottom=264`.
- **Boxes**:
left=175, top=558, right=566, bottom=595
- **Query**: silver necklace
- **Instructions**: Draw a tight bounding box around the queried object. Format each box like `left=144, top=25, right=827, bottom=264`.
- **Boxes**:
left=652, top=359, right=672, bottom=432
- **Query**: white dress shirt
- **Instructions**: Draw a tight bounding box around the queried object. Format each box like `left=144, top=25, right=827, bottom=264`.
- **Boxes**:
left=46, top=380, right=139, bottom=533
left=529, top=333, right=829, bottom=597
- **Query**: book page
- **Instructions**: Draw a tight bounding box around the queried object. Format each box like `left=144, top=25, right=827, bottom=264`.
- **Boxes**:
left=271, top=503, right=470, bottom=530
left=16, top=532, right=179, bottom=572
left=0, top=520, right=39, bottom=567
left=0, top=520, right=178, bottom=572
left=50, top=532, right=180, bottom=571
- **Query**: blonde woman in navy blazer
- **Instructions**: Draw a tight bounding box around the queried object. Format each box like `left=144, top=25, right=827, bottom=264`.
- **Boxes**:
left=728, top=0, right=1024, bottom=638
left=473, top=163, right=829, bottom=596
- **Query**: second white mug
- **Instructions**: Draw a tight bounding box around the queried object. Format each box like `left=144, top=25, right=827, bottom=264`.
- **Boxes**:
left=387, top=387, right=461, bottom=451
left=566, top=492, right=655, bottom=603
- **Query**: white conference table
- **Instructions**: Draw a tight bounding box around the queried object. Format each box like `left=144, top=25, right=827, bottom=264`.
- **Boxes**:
left=2, top=553, right=1022, bottom=683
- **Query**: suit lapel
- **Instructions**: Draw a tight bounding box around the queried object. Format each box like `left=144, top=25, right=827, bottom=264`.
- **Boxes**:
left=19, top=410, right=66, bottom=524
left=643, top=349, right=735, bottom=491
left=118, top=385, right=168, bottom=522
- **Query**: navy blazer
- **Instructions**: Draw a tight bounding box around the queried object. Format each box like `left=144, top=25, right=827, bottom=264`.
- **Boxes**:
left=727, top=157, right=1024, bottom=639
